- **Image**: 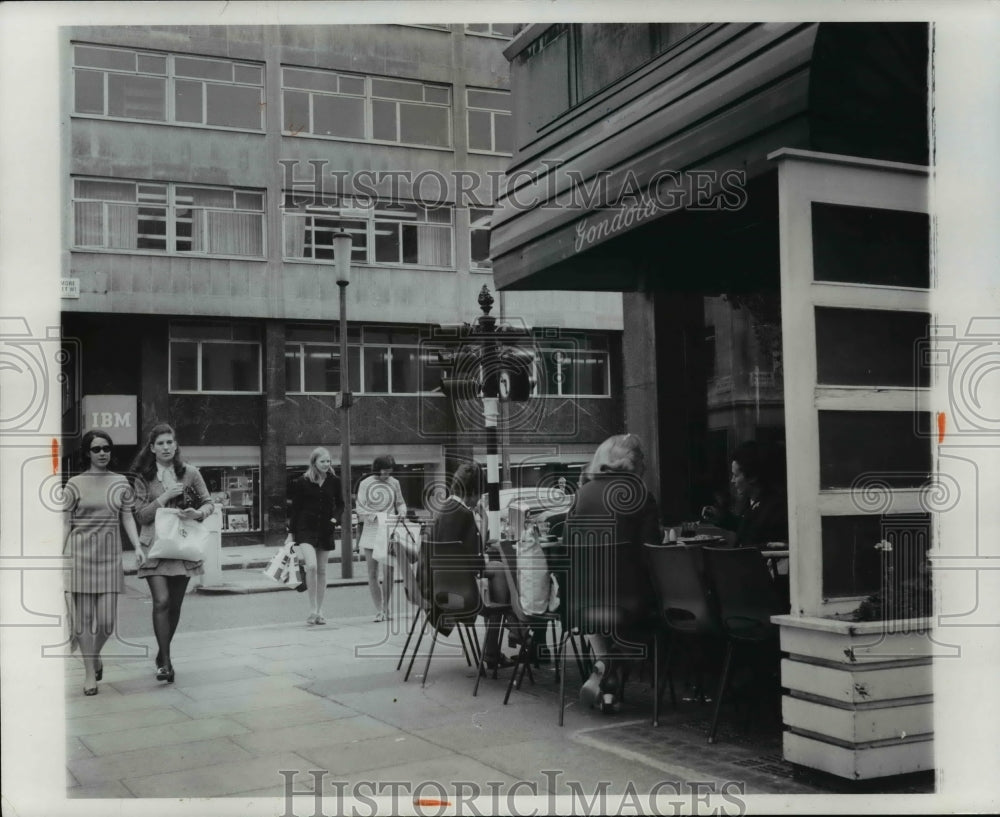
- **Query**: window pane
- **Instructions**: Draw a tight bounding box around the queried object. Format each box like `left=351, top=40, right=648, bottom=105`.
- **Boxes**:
left=471, top=227, right=491, bottom=265
left=206, top=83, right=262, bottom=129
left=74, top=201, right=104, bottom=246
left=372, top=99, right=397, bottom=141
left=821, top=513, right=930, bottom=599
left=175, top=56, right=232, bottom=81
left=398, top=103, right=449, bottom=146
left=812, top=203, right=930, bottom=288
left=339, top=75, right=365, bottom=95
left=816, top=307, right=930, bottom=387
left=375, top=224, right=401, bottom=262
left=402, top=223, right=419, bottom=263
left=201, top=343, right=260, bottom=391
left=466, top=24, right=489, bottom=33
left=312, top=94, right=365, bottom=138
left=176, top=186, right=234, bottom=207
left=233, top=64, right=262, bottom=85
left=283, top=90, right=310, bottom=132
left=363, top=347, right=390, bottom=392
left=107, top=73, right=165, bottom=120
left=170, top=341, right=199, bottom=390
left=235, top=192, right=263, bottom=210
left=75, top=69, right=105, bottom=114
left=285, top=347, right=302, bottom=392
left=205, top=211, right=263, bottom=256
left=137, top=54, right=167, bottom=74
left=175, top=79, right=203, bottom=123
left=75, top=45, right=135, bottom=71
left=573, top=352, right=607, bottom=395
left=303, top=345, right=340, bottom=392
left=76, top=179, right=136, bottom=202
left=371, top=78, right=423, bottom=101
left=468, top=110, right=492, bottom=151
left=391, top=347, right=420, bottom=393
left=818, top=410, right=932, bottom=489
left=492, top=24, right=517, bottom=37
left=468, top=89, right=509, bottom=110
left=283, top=67, right=339, bottom=92
left=135, top=206, right=166, bottom=250
left=494, top=113, right=512, bottom=153
left=424, top=86, right=450, bottom=104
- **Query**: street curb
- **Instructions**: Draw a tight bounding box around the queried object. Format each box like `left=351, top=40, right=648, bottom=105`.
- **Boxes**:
left=196, top=578, right=371, bottom=595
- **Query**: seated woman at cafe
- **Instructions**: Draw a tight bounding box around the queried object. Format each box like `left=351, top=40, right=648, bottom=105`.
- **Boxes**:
left=565, top=433, right=661, bottom=713
left=701, top=441, right=787, bottom=549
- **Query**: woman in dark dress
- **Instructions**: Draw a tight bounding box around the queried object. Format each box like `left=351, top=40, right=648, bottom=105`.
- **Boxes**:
left=288, top=447, right=344, bottom=625
left=565, top=433, right=661, bottom=712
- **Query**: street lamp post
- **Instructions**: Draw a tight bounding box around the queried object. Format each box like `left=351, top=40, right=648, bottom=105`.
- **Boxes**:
left=332, top=231, right=354, bottom=579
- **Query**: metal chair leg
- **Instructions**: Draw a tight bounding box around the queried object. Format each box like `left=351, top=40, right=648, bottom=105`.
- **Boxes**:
left=456, top=622, right=472, bottom=666
left=420, top=622, right=443, bottom=688
left=468, top=621, right=483, bottom=668
left=404, top=616, right=430, bottom=682
left=708, top=641, right=734, bottom=744
left=558, top=631, right=570, bottom=727
left=397, top=605, right=423, bottom=671
left=504, top=636, right=530, bottom=705
left=472, top=623, right=490, bottom=697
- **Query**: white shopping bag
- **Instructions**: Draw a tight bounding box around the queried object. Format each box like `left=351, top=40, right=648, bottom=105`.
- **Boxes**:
left=263, top=537, right=297, bottom=584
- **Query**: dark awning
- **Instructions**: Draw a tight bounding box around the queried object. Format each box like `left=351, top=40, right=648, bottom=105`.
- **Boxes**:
left=491, top=22, right=928, bottom=292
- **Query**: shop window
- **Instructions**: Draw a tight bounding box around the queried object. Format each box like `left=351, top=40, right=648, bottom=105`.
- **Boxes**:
left=200, top=465, right=261, bottom=532
left=282, top=67, right=451, bottom=148
left=73, top=178, right=264, bottom=258
left=535, top=336, right=611, bottom=397
left=818, top=410, right=932, bottom=489
left=811, top=203, right=930, bottom=288
left=73, top=43, right=263, bottom=130
left=169, top=322, right=262, bottom=393
left=815, top=307, right=930, bottom=387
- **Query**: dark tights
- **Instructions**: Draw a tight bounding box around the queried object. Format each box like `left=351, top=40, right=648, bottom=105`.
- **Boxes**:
left=146, top=575, right=190, bottom=669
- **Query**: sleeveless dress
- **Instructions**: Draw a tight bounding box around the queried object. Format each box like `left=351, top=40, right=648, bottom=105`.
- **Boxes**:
left=64, top=471, right=131, bottom=594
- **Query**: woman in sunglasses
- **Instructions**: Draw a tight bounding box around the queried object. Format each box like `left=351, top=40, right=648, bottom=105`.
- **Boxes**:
left=130, top=423, right=214, bottom=684
left=64, top=430, right=142, bottom=696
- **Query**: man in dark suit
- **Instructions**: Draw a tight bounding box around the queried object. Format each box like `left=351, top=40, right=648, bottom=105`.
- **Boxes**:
left=417, top=462, right=511, bottom=669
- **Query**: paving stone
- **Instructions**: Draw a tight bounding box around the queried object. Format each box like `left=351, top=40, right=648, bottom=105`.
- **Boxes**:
left=123, top=751, right=319, bottom=798
left=174, top=673, right=313, bottom=701
left=229, top=699, right=357, bottom=731
left=297, top=733, right=456, bottom=776
left=231, top=715, right=398, bottom=754
left=80, top=716, right=250, bottom=755
left=171, top=687, right=321, bottom=718
left=332, top=753, right=522, bottom=790
left=66, top=736, right=94, bottom=761
left=64, top=688, right=192, bottom=716
left=66, top=780, right=135, bottom=799
left=68, top=737, right=253, bottom=785
left=67, top=706, right=191, bottom=737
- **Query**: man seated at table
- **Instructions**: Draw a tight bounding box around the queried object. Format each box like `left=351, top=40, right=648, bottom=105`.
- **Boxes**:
left=701, top=441, right=787, bottom=549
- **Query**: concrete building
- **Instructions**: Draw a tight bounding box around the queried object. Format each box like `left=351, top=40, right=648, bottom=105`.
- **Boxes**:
left=60, top=23, right=623, bottom=545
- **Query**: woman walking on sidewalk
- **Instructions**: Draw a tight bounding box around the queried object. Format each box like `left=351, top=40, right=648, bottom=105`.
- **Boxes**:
left=288, top=447, right=344, bottom=625
left=64, top=430, right=142, bottom=695
left=130, top=423, right=214, bottom=683
left=356, top=454, right=406, bottom=622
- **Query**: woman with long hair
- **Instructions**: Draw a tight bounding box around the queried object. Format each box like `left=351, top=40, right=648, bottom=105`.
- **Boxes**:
left=287, top=447, right=344, bottom=625
left=356, top=454, right=407, bottom=622
left=130, top=423, right=214, bottom=683
left=567, top=433, right=661, bottom=713
left=64, top=429, right=142, bottom=695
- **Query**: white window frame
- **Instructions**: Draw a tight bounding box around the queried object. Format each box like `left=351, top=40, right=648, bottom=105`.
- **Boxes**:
left=465, top=88, right=512, bottom=155
left=281, top=66, right=453, bottom=150
left=771, top=148, right=931, bottom=619
left=72, top=43, right=264, bottom=131
left=464, top=24, right=518, bottom=39
left=169, top=324, right=264, bottom=395
left=282, top=195, right=455, bottom=270
left=73, top=178, right=266, bottom=259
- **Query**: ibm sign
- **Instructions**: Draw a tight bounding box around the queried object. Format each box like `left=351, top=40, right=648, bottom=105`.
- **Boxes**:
left=81, top=395, right=138, bottom=445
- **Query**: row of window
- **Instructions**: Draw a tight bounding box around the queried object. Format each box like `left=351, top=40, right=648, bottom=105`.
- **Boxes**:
left=168, top=321, right=613, bottom=397
left=73, top=178, right=494, bottom=268
left=72, top=43, right=512, bottom=153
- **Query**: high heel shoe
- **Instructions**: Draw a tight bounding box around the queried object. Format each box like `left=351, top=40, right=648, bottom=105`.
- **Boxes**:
left=156, top=665, right=174, bottom=683
left=83, top=685, right=99, bottom=696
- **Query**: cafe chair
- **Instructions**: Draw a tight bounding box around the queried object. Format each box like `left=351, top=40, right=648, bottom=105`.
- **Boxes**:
left=472, top=551, right=515, bottom=696
left=495, top=541, right=570, bottom=705
left=643, top=544, right=723, bottom=727
left=557, top=522, right=652, bottom=726
left=403, top=541, right=484, bottom=688
left=701, top=546, right=785, bottom=744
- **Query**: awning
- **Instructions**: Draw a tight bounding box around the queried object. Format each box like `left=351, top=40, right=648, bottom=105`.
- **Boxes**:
left=491, top=22, right=928, bottom=291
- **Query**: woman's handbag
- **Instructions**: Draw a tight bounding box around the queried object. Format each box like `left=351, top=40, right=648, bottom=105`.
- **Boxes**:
left=148, top=508, right=209, bottom=562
